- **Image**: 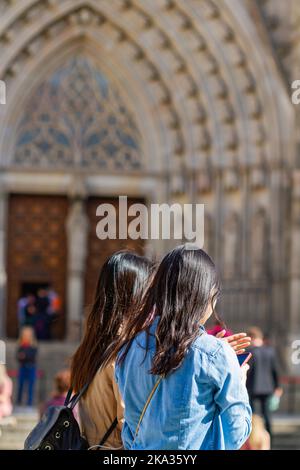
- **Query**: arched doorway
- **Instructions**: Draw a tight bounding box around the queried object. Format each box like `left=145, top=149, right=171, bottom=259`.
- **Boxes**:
left=6, top=194, right=68, bottom=339
left=4, top=55, right=148, bottom=340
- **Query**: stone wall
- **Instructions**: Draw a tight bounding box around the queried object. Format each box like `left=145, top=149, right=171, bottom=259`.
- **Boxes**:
left=0, top=0, right=298, bottom=374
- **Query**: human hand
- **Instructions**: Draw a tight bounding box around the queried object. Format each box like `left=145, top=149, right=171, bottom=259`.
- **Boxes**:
left=216, top=330, right=251, bottom=354
left=274, top=387, right=283, bottom=398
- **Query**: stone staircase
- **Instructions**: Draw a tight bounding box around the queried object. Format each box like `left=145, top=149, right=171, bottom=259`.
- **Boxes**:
left=0, top=411, right=299, bottom=450
left=272, top=415, right=300, bottom=450
left=0, top=409, right=39, bottom=450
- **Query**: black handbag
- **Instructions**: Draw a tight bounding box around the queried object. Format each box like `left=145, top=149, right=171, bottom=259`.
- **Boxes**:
left=24, top=383, right=118, bottom=450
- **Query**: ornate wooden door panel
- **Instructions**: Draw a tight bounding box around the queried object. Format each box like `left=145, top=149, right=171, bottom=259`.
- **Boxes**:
left=85, top=197, right=145, bottom=309
left=6, top=194, right=68, bottom=339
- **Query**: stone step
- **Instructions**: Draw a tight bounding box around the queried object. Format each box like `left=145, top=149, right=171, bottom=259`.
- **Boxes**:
left=0, top=442, right=25, bottom=451
left=2, top=420, right=37, bottom=429
left=273, top=439, right=300, bottom=450
left=0, top=428, right=35, bottom=436
left=1, top=412, right=300, bottom=450
left=0, top=411, right=38, bottom=450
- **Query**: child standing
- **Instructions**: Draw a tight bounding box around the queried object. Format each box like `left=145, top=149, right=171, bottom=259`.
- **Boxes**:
left=16, top=327, right=38, bottom=407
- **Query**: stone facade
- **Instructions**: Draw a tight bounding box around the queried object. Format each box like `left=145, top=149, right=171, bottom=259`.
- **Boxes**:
left=0, top=0, right=299, bottom=376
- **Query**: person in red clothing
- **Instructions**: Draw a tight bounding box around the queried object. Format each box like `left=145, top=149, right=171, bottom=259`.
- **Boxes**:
left=207, top=317, right=233, bottom=337
left=207, top=317, right=251, bottom=356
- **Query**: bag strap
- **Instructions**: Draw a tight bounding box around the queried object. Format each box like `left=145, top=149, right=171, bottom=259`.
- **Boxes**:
left=65, top=382, right=90, bottom=410
left=131, top=376, right=162, bottom=447
left=65, top=379, right=118, bottom=448
left=64, top=387, right=73, bottom=407
left=98, top=417, right=118, bottom=446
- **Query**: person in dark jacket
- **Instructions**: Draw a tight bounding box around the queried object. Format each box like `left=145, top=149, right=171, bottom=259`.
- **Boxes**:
left=23, top=294, right=37, bottom=329
left=246, top=326, right=282, bottom=438
left=35, top=288, right=51, bottom=340
left=17, top=327, right=38, bottom=407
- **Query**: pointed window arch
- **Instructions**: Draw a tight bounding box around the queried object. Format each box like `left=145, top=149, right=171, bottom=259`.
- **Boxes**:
left=14, top=56, right=142, bottom=171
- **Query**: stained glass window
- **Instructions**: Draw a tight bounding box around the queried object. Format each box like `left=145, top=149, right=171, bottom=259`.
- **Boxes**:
left=14, top=56, right=142, bottom=171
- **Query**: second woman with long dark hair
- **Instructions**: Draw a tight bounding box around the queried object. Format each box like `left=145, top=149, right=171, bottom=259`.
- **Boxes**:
left=70, top=251, right=153, bottom=449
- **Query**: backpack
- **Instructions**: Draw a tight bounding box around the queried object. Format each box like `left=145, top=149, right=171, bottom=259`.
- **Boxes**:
left=24, top=383, right=118, bottom=450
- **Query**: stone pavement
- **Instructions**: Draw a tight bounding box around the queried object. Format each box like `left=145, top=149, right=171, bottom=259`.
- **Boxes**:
left=0, top=408, right=39, bottom=450
left=0, top=410, right=299, bottom=450
left=272, top=414, right=300, bottom=450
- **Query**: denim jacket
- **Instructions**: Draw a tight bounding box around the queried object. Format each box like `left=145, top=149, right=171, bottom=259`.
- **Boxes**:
left=115, top=317, right=252, bottom=450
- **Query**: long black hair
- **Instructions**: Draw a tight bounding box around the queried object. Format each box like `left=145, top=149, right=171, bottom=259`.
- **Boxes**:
left=71, top=250, right=153, bottom=392
left=111, top=244, right=220, bottom=377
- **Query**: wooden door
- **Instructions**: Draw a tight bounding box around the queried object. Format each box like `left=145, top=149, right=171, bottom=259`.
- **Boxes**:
left=85, top=197, right=145, bottom=309
left=6, top=194, right=68, bottom=339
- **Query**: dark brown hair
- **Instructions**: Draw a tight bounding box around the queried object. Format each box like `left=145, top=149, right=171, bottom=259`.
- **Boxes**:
left=113, top=244, right=220, bottom=377
left=247, top=326, right=264, bottom=340
left=54, top=370, right=71, bottom=395
left=71, top=250, right=153, bottom=392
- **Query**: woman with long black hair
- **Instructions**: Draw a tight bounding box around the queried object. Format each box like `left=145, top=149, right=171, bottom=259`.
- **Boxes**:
left=70, top=250, right=153, bottom=449
left=112, top=244, right=252, bottom=450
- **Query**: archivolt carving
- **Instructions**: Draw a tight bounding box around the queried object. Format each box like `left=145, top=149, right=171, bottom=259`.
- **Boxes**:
left=13, top=56, right=142, bottom=171
left=204, top=213, right=214, bottom=259
left=0, top=0, right=292, bottom=175
left=223, top=212, right=241, bottom=280
left=250, top=208, right=269, bottom=280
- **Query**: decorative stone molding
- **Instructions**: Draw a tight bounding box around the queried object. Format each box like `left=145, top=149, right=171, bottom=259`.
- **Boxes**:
left=197, top=170, right=213, bottom=194
left=223, top=168, right=240, bottom=192
left=0, top=0, right=291, bottom=176
left=250, top=167, right=267, bottom=190
left=222, top=211, right=241, bottom=280
left=13, top=56, right=143, bottom=171
left=250, top=207, right=269, bottom=280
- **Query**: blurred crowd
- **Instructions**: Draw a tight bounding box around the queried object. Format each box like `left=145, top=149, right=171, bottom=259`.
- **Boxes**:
left=17, top=287, right=61, bottom=340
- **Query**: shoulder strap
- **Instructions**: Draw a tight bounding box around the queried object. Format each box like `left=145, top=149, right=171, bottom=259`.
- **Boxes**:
left=64, top=387, right=73, bottom=407
left=64, top=381, right=90, bottom=409
left=132, top=376, right=162, bottom=447
left=65, top=376, right=119, bottom=449
left=98, top=417, right=118, bottom=446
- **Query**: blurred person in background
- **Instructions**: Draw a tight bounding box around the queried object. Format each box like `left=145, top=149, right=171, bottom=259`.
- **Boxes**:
left=35, top=288, right=51, bottom=340
left=47, top=285, right=61, bottom=318
left=22, top=294, right=37, bottom=330
left=207, top=314, right=251, bottom=357
left=16, top=327, right=38, bottom=407
left=246, top=326, right=283, bottom=440
left=40, top=369, right=75, bottom=418
left=17, top=293, right=29, bottom=329
left=240, top=414, right=271, bottom=450
left=207, top=315, right=233, bottom=337
left=0, top=365, right=13, bottom=421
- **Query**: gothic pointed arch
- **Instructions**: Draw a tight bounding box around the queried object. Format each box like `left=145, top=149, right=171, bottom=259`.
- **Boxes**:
left=0, top=0, right=294, bottom=177
left=13, top=56, right=143, bottom=171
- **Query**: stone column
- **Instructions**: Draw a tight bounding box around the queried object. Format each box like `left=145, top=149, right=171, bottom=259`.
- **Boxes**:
left=66, top=198, right=89, bottom=342
left=288, top=171, right=300, bottom=375
left=269, top=167, right=291, bottom=369
left=0, top=190, right=7, bottom=339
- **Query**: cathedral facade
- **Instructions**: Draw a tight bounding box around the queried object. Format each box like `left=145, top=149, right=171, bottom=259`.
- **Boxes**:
left=0, top=0, right=299, bottom=375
